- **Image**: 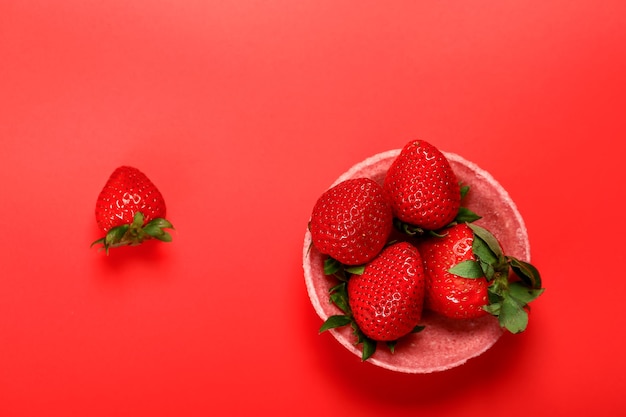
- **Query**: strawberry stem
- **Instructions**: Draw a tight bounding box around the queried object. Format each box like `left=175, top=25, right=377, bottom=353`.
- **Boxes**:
left=91, top=212, right=174, bottom=254
left=447, top=223, right=544, bottom=333
left=466, top=223, right=543, bottom=333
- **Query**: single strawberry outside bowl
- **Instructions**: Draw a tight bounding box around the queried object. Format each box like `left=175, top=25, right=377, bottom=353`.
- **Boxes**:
left=303, top=149, right=531, bottom=373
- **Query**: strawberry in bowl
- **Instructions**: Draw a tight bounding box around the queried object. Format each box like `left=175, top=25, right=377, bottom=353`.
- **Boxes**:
left=303, top=140, right=543, bottom=373
left=309, top=178, right=393, bottom=266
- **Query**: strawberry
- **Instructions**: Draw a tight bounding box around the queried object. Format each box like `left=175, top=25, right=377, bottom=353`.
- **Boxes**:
left=91, top=166, right=174, bottom=253
left=383, top=140, right=461, bottom=231
left=348, top=242, right=425, bottom=341
left=418, top=223, right=489, bottom=319
left=419, top=223, right=544, bottom=333
left=320, top=242, right=426, bottom=360
left=309, top=178, right=393, bottom=265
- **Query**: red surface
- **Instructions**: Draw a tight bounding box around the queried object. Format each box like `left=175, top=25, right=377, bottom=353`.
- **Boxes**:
left=1, top=1, right=625, bottom=416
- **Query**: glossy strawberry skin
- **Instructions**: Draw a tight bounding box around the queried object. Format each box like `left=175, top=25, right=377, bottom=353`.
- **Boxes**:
left=92, top=166, right=174, bottom=254
left=348, top=242, right=425, bottom=341
left=383, top=140, right=460, bottom=230
left=95, top=166, right=167, bottom=233
left=418, top=223, right=489, bottom=319
left=310, top=178, right=393, bottom=265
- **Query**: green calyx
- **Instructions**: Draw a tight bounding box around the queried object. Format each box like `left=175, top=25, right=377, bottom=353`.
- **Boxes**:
left=455, top=184, right=483, bottom=224
left=448, top=223, right=544, bottom=334
left=91, top=212, right=174, bottom=255
left=319, top=258, right=374, bottom=360
left=318, top=257, right=425, bottom=361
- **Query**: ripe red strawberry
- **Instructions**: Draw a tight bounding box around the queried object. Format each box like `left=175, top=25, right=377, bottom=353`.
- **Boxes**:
left=383, top=140, right=461, bottom=231
left=91, top=166, right=174, bottom=253
left=309, top=178, right=393, bottom=265
left=347, top=241, right=425, bottom=342
left=418, top=223, right=489, bottom=319
left=418, top=223, right=544, bottom=333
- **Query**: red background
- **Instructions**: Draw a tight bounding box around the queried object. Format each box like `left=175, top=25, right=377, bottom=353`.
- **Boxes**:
left=1, top=1, right=625, bottom=416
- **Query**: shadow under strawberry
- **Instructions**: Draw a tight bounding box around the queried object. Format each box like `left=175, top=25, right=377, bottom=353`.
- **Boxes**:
left=93, top=237, right=170, bottom=274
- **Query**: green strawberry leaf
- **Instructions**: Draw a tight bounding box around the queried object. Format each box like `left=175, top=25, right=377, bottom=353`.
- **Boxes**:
left=147, top=217, right=173, bottom=229
left=468, top=223, right=504, bottom=258
left=319, top=315, right=352, bottom=333
left=499, top=296, right=529, bottom=334
left=460, top=184, right=470, bottom=199
left=412, top=325, right=426, bottom=333
left=483, top=302, right=501, bottom=315
left=345, top=265, right=365, bottom=275
left=487, top=287, right=503, bottom=304
left=386, top=340, right=397, bottom=354
left=455, top=207, right=482, bottom=224
left=480, top=261, right=497, bottom=281
left=323, top=257, right=363, bottom=281
left=361, top=336, right=377, bottom=361
left=349, top=323, right=377, bottom=361
left=131, top=211, right=145, bottom=227
left=508, top=257, right=542, bottom=289
left=449, top=260, right=484, bottom=279
left=428, top=229, right=448, bottom=238
left=159, top=218, right=174, bottom=229
left=329, top=284, right=350, bottom=314
left=324, top=257, right=342, bottom=275
left=508, top=282, right=545, bottom=305
left=143, top=224, right=165, bottom=237
left=106, top=225, right=129, bottom=245
left=90, top=237, right=105, bottom=249
left=393, top=218, right=425, bottom=236
left=352, top=323, right=364, bottom=343
left=328, top=282, right=345, bottom=294
left=152, top=231, right=173, bottom=242
left=471, top=233, right=499, bottom=266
